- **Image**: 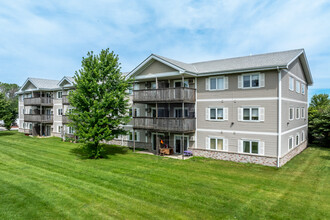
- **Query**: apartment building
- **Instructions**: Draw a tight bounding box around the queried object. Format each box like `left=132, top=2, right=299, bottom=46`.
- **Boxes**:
left=17, top=49, right=312, bottom=167
left=17, top=76, right=75, bottom=138
left=124, top=49, right=312, bottom=167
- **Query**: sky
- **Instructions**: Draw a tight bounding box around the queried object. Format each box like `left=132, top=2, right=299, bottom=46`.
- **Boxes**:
left=0, top=0, right=329, bottom=97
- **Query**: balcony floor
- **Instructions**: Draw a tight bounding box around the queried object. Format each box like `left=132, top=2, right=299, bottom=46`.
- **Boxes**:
left=136, top=150, right=192, bottom=160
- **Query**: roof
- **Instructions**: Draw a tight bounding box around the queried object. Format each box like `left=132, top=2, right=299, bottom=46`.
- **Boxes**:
left=129, top=49, right=313, bottom=85
left=28, top=78, right=60, bottom=89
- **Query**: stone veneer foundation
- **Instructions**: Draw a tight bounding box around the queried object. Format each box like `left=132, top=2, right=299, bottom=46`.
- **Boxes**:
left=191, top=140, right=308, bottom=167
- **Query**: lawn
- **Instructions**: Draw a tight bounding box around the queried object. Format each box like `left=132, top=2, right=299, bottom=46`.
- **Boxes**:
left=0, top=131, right=329, bottom=219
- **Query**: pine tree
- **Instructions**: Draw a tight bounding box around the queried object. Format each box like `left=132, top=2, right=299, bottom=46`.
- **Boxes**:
left=68, top=49, right=132, bottom=158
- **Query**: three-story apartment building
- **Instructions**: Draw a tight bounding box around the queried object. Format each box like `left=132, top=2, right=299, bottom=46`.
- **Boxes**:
left=17, top=49, right=312, bottom=167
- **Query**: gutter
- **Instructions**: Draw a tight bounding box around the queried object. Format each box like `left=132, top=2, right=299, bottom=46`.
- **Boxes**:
left=277, top=66, right=282, bottom=168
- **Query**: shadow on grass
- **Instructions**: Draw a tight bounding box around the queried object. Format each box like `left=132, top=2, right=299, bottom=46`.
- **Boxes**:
left=70, top=144, right=129, bottom=159
left=0, top=131, right=15, bottom=136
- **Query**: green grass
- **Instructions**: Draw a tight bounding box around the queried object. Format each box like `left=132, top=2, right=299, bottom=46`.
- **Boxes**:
left=0, top=131, right=329, bottom=219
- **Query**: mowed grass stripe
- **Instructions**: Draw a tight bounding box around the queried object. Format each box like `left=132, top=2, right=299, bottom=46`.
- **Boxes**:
left=0, top=131, right=329, bottom=219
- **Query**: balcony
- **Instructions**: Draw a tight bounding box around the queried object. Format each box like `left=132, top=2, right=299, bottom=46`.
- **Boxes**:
left=133, top=88, right=196, bottom=103
left=24, top=97, right=53, bottom=106
left=62, top=115, right=72, bottom=124
left=24, top=114, right=53, bottom=123
left=62, top=95, right=70, bottom=105
left=133, top=117, right=196, bottom=133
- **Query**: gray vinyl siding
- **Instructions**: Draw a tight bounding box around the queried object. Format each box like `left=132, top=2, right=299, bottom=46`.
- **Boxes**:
left=281, top=100, right=308, bottom=132
left=196, top=130, right=277, bottom=157
left=197, top=70, right=278, bottom=100
left=197, top=100, right=278, bottom=133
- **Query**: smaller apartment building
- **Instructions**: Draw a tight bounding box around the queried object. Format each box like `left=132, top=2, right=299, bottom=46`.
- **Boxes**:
left=17, top=49, right=312, bottom=167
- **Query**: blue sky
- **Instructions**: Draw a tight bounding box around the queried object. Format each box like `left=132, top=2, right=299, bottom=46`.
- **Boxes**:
left=0, top=0, right=329, bottom=97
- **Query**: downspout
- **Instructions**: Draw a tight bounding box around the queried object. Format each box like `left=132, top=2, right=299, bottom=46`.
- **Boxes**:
left=277, top=67, right=282, bottom=168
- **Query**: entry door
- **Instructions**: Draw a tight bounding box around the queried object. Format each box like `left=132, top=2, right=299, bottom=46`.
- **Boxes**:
left=152, top=134, right=164, bottom=151
left=45, top=125, right=51, bottom=136
left=175, top=136, right=188, bottom=154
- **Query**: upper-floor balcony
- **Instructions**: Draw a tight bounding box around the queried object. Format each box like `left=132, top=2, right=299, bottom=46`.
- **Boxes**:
left=133, top=117, right=196, bottom=133
left=62, top=95, right=70, bottom=105
left=133, top=87, right=196, bottom=103
left=24, top=97, right=53, bottom=106
left=24, top=114, right=53, bottom=123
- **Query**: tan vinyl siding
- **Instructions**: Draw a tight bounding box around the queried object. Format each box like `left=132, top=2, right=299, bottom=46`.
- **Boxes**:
left=281, top=100, right=308, bottom=132
left=196, top=130, right=278, bottom=157
left=138, top=60, right=177, bottom=76
left=197, top=100, right=278, bottom=133
left=281, top=126, right=308, bottom=156
left=197, top=70, right=278, bottom=100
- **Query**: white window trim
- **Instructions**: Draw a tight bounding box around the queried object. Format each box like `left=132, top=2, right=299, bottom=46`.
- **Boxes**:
left=301, top=107, right=305, bottom=119
left=289, top=107, right=294, bottom=120
left=241, top=73, right=262, bottom=89
left=209, top=107, right=225, bottom=121
left=288, top=136, right=294, bottom=150
left=57, top=91, right=62, bottom=99
left=302, top=130, right=305, bottom=142
left=296, top=108, right=300, bottom=119
left=57, top=126, right=62, bottom=133
left=208, top=136, right=227, bottom=151
left=57, top=108, right=63, bottom=116
left=241, top=139, right=260, bottom=155
left=295, top=133, right=300, bottom=146
left=301, top=84, right=305, bottom=95
left=242, top=107, right=260, bottom=122
left=174, top=135, right=189, bottom=153
left=129, top=131, right=140, bottom=142
left=296, top=81, right=301, bottom=93
left=209, top=76, right=227, bottom=91
left=289, top=76, right=294, bottom=91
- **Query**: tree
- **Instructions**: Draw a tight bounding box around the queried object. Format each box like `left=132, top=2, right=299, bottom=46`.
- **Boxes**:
left=308, top=94, right=330, bottom=147
left=69, top=49, right=132, bottom=158
left=0, top=92, right=9, bottom=120
left=0, top=82, right=19, bottom=130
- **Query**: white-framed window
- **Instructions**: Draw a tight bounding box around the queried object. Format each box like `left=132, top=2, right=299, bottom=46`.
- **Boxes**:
left=68, top=127, right=75, bottom=134
left=301, top=130, right=305, bottom=142
left=289, top=77, right=294, bottom=91
left=296, top=108, right=300, bottom=119
left=58, top=126, right=62, bottom=133
left=288, top=136, right=293, bottom=150
left=243, top=140, right=259, bottom=154
left=58, top=108, right=63, bottom=116
left=206, top=107, right=228, bottom=121
left=296, top=81, right=300, bottom=93
left=301, top=84, right=305, bottom=95
left=238, top=107, right=264, bottom=122
left=209, top=76, right=228, bottom=90
left=129, top=83, right=140, bottom=95
left=301, top=107, right=305, bottom=119
left=289, top=107, right=294, bottom=120
left=209, top=138, right=224, bottom=150
left=66, top=108, right=73, bottom=114
left=129, top=131, right=140, bottom=141
left=206, top=137, right=228, bottom=151
left=295, top=133, right=300, bottom=146
left=238, top=73, right=264, bottom=89
left=57, top=91, right=62, bottom=99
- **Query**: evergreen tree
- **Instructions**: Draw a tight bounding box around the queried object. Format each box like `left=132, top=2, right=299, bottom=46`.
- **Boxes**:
left=69, top=49, right=132, bottom=158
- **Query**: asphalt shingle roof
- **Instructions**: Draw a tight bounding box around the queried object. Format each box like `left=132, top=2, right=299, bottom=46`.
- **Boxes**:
left=153, top=49, right=304, bottom=74
left=28, top=78, right=60, bottom=89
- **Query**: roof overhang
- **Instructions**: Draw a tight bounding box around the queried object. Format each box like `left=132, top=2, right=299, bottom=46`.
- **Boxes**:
left=287, top=50, right=313, bottom=85
left=17, top=78, right=39, bottom=94
left=58, top=76, right=74, bottom=87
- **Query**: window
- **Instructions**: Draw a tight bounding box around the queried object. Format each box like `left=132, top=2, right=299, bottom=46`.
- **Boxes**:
left=243, top=108, right=259, bottom=121
left=174, top=80, right=189, bottom=88
left=58, top=126, right=62, bottom=133
left=68, top=127, right=75, bottom=134
left=302, top=131, right=305, bottom=142
left=129, top=131, right=140, bottom=141
left=175, top=108, right=188, bottom=118
left=58, top=108, right=63, bottom=116
left=288, top=136, right=293, bottom=150
left=243, top=74, right=259, bottom=88
left=210, top=77, right=225, bottom=90
left=289, top=77, right=294, bottom=91
left=296, top=134, right=300, bottom=146
left=134, top=108, right=140, bottom=117
left=151, top=82, right=156, bottom=89
left=301, top=107, right=305, bottom=118
left=243, top=140, right=259, bottom=154
left=289, top=108, right=294, bottom=120
left=296, top=81, right=300, bottom=93
left=209, top=138, right=224, bottom=150
left=67, top=108, right=73, bottom=114
left=296, top=108, right=300, bottom=119
left=301, top=84, right=305, bottom=95
left=57, top=91, right=62, bottom=99
left=210, top=108, right=224, bottom=120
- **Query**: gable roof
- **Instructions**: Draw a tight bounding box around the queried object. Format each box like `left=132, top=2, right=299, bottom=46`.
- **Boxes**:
left=18, top=77, right=60, bottom=92
left=129, top=49, right=313, bottom=85
left=58, top=76, right=75, bottom=87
